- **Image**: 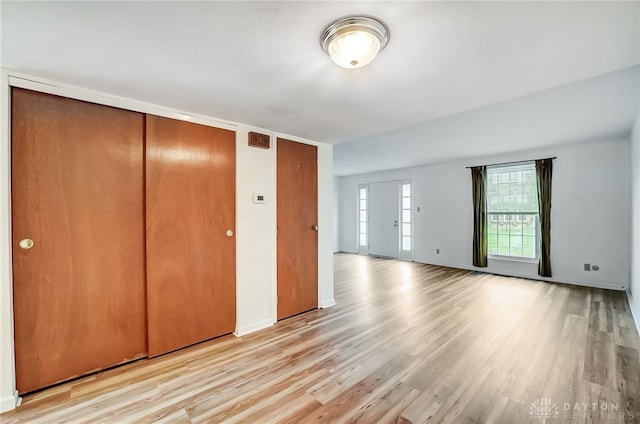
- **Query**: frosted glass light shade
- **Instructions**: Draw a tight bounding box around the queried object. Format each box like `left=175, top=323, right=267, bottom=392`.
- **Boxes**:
left=327, top=30, right=381, bottom=69
left=321, top=16, right=389, bottom=69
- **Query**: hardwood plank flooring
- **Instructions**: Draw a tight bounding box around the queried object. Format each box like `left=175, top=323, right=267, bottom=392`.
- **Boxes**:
left=2, top=253, right=639, bottom=423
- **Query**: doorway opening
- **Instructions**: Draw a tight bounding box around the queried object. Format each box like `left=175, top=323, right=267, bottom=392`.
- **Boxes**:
left=360, top=179, right=412, bottom=261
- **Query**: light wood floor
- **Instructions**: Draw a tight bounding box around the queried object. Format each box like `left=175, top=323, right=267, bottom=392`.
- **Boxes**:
left=2, top=253, right=640, bottom=423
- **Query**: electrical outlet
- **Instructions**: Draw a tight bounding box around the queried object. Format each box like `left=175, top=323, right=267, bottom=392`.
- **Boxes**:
left=584, top=263, right=591, bottom=271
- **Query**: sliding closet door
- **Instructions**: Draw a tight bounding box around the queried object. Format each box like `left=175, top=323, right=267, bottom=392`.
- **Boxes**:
left=11, top=88, right=147, bottom=393
left=146, top=115, right=236, bottom=357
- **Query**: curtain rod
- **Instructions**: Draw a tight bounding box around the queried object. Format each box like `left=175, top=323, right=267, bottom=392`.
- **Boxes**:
left=466, top=156, right=556, bottom=169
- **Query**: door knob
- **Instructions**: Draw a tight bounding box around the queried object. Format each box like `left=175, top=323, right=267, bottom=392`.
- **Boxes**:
left=19, top=238, right=34, bottom=250
left=226, top=230, right=234, bottom=237
left=312, top=225, right=319, bottom=231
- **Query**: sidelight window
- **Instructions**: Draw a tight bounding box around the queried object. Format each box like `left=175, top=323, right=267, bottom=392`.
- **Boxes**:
left=358, top=186, right=368, bottom=247
left=401, top=183, right=411, bottom=251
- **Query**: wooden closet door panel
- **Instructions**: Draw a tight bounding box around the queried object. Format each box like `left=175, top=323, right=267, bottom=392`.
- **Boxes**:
left=146, top=115, right=236, bottom=357
left=277, top=138, right=318, bottom=320
left=11, top=88, right=147, bottom=393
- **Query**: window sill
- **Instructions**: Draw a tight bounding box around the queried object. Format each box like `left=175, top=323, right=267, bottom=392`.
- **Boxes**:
left=488, top=255, right=538, bottom=264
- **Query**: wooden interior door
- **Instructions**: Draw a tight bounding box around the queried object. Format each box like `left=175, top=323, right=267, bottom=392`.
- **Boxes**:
left=277, top=138, right=318, bottom=320
left=146, top=115, right=236, bottom=357
left=11, top=88, right=147, bottom=393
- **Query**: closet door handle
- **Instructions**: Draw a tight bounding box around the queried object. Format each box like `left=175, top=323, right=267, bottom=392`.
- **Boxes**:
left=226, top=230, right=234, bottom=237
left=19, top=238, right=34, bottom=250
left=312, top=225, right=319, bottom=231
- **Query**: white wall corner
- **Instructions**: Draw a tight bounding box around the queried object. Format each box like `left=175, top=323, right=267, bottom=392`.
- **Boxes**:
left=233, top=318, right=276, bottom=338
left=630, top=104, right=640, bottom=336
left=0, top=391, right=18, bottom=414
left=627, top=291, right=640, bottom=335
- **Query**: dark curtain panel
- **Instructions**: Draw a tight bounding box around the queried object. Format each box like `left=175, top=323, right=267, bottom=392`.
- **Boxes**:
left=536, top=159, right=553, bottom=277
left=471, top=166, right=487, bottom=267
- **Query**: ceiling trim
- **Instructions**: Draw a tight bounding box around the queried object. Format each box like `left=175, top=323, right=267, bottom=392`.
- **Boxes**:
left=6, top=70, right=237, bottom=132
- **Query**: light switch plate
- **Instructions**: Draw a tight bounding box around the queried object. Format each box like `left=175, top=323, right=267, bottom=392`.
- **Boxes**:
left=253, top=193, right=266, bottom=204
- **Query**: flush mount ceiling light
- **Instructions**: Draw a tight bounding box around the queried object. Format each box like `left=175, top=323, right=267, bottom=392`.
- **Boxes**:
left=321, top=16, right=389, bottom=69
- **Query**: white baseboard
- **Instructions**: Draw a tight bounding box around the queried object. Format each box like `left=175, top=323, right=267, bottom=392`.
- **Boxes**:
left=547, top=276, right=626, bottom=291
left=411, top=259, right=627, bottom=291
left=0, top=391, right=19, bottom=413
left=319, top=298, right=336, bottom=308
left=627, top=291, right=640, bottom=335
left=338, top=253, right=627, bottom=291
left=233, top=318, right=275, bottom=337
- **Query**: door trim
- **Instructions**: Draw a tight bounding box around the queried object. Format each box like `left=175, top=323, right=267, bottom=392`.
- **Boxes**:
left=0, top=71, right=18, bottom=413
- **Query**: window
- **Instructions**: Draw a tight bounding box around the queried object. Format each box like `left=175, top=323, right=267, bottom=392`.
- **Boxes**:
left=358, top=187, right=367, bottom=247
left=486, top=163, right=538, bottom=259
left=515, top=195, right=528, bottom=204
left=401, top=183, right=411, bottom=251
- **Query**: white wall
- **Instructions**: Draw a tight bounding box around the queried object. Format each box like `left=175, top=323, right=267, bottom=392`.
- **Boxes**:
left=629, top=108, right=640, bottom=330
left=338, top=137, right=631, bottom=290
left=317, top=144, right=335, bottom=308
left=234, top=125, right=277, bottom=336
left=0, top=72, right=334, bottom=412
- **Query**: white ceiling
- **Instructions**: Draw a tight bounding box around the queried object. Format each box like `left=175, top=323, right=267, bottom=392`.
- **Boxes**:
left=2, top=1, right=639, bottom=175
